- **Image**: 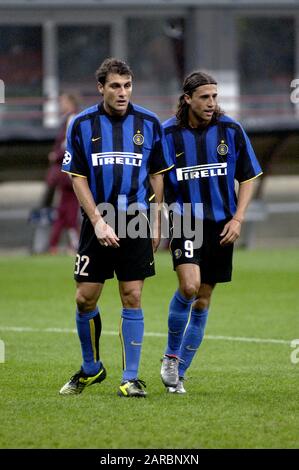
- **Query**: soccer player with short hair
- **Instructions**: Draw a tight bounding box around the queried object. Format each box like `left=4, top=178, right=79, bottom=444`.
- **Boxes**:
left=59, top=58, right=173, bottom=398
left=160, top=71, right=262, bottom=393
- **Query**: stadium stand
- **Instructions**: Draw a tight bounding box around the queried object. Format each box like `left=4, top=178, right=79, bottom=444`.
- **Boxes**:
left=0, top=114, right=298, bottom=251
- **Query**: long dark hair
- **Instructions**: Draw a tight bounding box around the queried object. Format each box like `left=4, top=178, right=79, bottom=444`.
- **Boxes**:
left=176, top=71, right=224, bottom=127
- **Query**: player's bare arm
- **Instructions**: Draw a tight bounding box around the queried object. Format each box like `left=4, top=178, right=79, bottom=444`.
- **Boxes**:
left=220, top=179, right=255, bottom=246
left=149, top=173, right=164, bottom=252
left=72, top=175, right=120, bottom=248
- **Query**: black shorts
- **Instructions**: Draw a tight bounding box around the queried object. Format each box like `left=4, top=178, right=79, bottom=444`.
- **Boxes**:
left=74, top=215, right=155, bottom=283
left=169, top=217, right=233, bottom=284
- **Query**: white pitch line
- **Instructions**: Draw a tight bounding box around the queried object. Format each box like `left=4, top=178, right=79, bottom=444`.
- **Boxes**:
left=0, top=325, right=291, bottom=345
left=205, top=334, right=290, bottom=345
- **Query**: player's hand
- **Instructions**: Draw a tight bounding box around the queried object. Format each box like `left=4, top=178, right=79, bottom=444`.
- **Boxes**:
left=219, top=218, right=241, bottom=246
left=94, top=218, right=120, bottom=248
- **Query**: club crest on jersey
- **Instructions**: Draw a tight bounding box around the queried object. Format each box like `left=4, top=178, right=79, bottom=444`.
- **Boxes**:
left=62, top=150, right=72, bottom=165
left=133, top=131, right=144, bottom=146
left=217, top=140, right=228, bottom=156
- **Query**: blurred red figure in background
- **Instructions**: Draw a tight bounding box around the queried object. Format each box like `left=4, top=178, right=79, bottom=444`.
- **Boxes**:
left=48, top=93, right=80, bottom=254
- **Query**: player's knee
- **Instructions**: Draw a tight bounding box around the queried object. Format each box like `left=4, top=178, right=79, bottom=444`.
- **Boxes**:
left=75, top=291, right=97, bottom=312
left=121, top=288, right=141, bottom=308
left=180, top=281, right=200, bottom=300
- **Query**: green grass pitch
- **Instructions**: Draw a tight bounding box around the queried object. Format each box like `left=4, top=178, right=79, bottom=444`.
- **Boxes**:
left=0, top=248, right=298, bottom=449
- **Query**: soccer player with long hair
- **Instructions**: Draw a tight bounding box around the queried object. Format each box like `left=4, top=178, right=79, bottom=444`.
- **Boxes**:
left=160, top=71, right=262, bottom=393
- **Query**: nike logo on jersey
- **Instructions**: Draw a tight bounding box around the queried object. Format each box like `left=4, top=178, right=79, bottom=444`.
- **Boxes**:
left=176, top=162, right=227, bottom=181
left=150, top=260, right=155, bottom=266
left=176, top=152, right=184, bottom=158
left=91, top=136, right=101, bottom=142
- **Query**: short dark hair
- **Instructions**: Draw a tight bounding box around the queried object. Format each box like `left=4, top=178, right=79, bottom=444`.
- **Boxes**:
left=95, top=57, right=133, bottom=85
left=176, top=71, right=224, bottom=127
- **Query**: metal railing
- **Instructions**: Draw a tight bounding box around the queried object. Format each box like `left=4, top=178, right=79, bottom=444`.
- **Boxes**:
left=0, top=93, right=296, bottom=129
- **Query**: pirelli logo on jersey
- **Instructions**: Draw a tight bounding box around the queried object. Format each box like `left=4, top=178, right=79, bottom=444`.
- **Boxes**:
left=92, top=152, right=143, bottom=167
left=176, top=162, right=227, bottom=181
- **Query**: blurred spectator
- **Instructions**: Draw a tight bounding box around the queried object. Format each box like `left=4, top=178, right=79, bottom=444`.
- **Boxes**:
left=30, top=93, right=80, bottom=254
left=48, top=172, right=80, bottom=254
left=42, top=93, right=80, bottom=209
left=48, top=93, right=80, bottom=254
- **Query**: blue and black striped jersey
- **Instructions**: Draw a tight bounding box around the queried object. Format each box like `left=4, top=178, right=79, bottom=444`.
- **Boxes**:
left=163, top=114, right=263, bottom=222
left=62, top=102, right=173, bottom=209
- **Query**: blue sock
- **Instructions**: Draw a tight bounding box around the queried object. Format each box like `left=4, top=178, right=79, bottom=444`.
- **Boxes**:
left=120, top=308, right=144, bottom=382
left=76, top=307, right=102, bottom=376
left=178, top=308, right=209, bottom=377
left=165, top=290, right=194, bottom=357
